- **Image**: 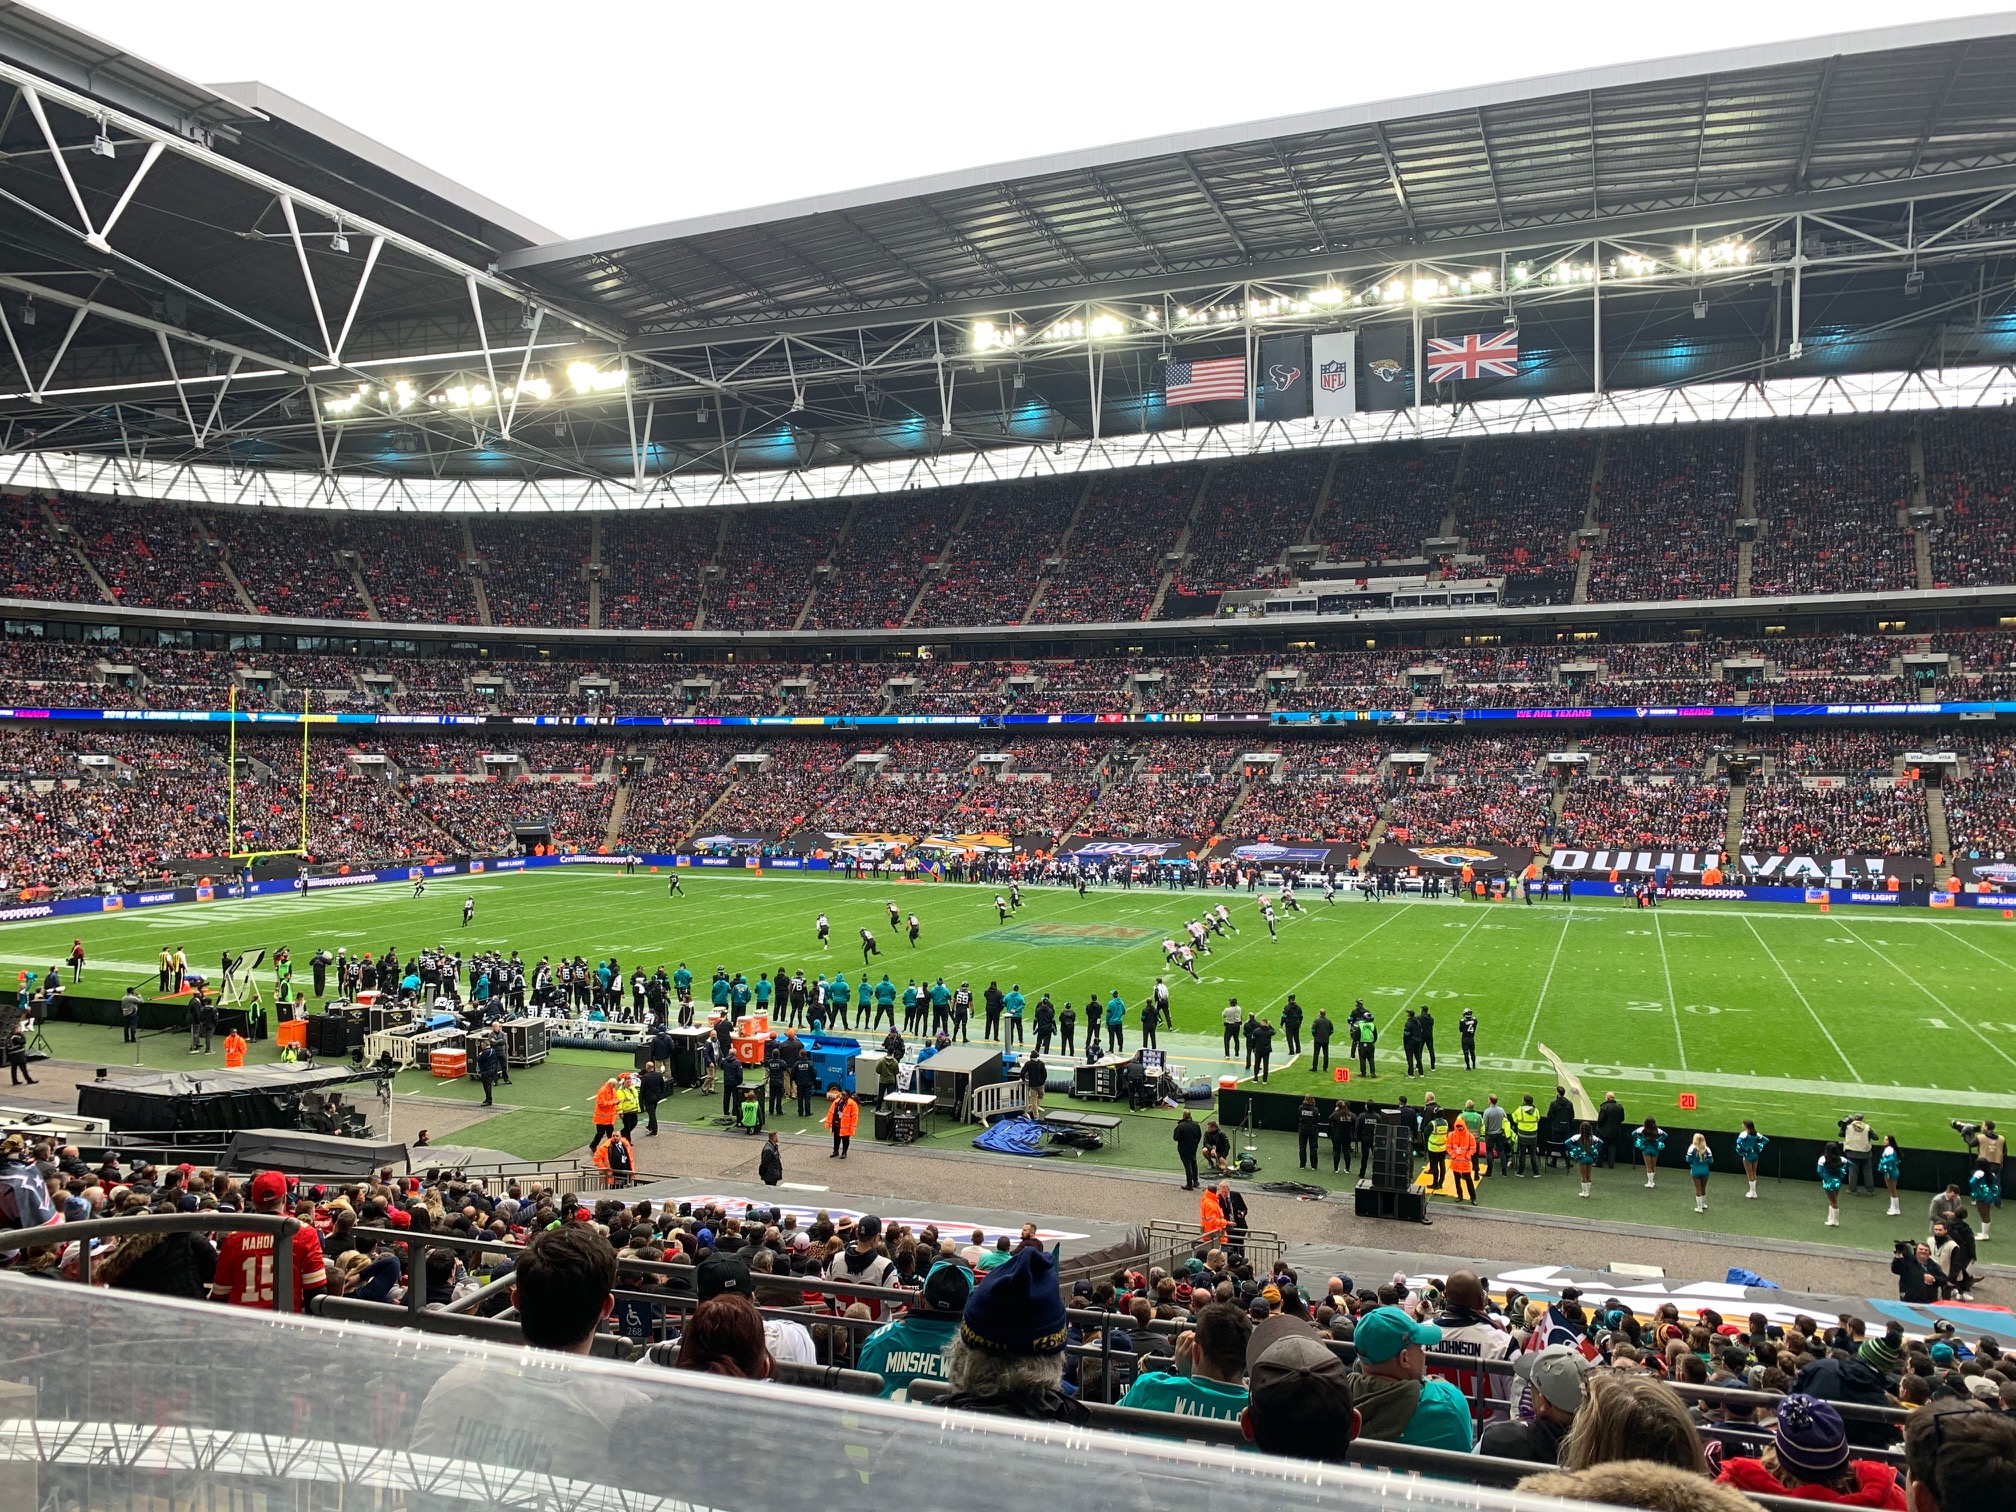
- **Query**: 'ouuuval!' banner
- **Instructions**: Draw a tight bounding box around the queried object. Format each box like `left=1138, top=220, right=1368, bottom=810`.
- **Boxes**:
left=1546, top=848, right=1936, bottom=885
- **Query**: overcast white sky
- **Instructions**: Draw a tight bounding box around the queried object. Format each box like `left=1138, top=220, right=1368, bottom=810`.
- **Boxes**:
left=34, top=1, right=2016, bottom=243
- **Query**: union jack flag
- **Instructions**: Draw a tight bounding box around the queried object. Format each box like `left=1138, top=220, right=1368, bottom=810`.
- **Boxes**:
left=1424, top=329, right=1520, bottom=382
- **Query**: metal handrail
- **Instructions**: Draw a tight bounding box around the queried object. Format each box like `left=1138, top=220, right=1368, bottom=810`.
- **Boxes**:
left=312, top=1293, right=888, bottom=1394
left=43, top=1211, right=302, bottom=1313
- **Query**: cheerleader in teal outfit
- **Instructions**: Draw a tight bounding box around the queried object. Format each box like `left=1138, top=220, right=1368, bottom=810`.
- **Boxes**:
left=1817, top=1140, right=1847, bottom=1226
left=1633, top=1117, right=1667, bottom=1189
left=1565, top=1121, right=1603, bottom=1200
left=1877, top=1135, right=1902, bottom=1217
left=1969, top=1164, right=1998, bottom=1241
left=1735, top=1120, right=1768, bottom=1200
left=1686, top=1133, right=1715, bottom=1213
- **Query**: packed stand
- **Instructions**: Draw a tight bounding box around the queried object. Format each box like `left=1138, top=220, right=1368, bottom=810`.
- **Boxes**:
left=211, top=508, right=368, bottom=619
left=1587, top=427, right=1744, bottom=603
left=1167, top=454, right=1325, bottom=604
left=1740, top=778, right=1929, bottom=856
left=1935, top=734, right=2016, bottom=861
left=601, top=510, right=719, bottom=630
left=1073, top=742, right=1241, bottom=840
left=1453, top=437, right=1596, bottom=606
left=1318, top=442, right=1459, bottom=563
left=473, top=517, right=592, bottom=629
left=954, top=740, right=1121, bottom=843
left=702, top=744, right=856, bottom=838
left=414, top=769, right=616, bottom=854
left=1925, top=410, right=2016, bottom=588
left=806, top=496, right=947, bottom=630
left=59, top=500, right=243, bottom=614
left=1229, top=768, right=1383, bottom=845
left=1751, top=419, right=1915, bottom=596
left=1034, top=468, right=1191, bottom=623
left=351, top=518, right=482, bottom=625
left=706, top=502, right=845, bottom=630
left=911, top=480, right=1080, bottom=627
left=0, top=492, right=90, bottom=603
left=1382, top=741, right=1550, bottom=847
left=619, top=742, right=740, bottom=851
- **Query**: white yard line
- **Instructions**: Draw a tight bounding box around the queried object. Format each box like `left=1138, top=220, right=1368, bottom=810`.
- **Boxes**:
left=1837, top=919, right=2016, bottom=1072
left=1740, top=914, right=1855, bottom=1079
left=1652, top=909, right=1688, bottom=1072
left=1518, top=910, right=1574, bottom=1060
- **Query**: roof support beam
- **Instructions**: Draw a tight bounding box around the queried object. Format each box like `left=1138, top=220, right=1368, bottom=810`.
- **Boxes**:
left=618, top=159, right=2016, bottom=352
left=997, top=183, right=1093, bottom=281
left=1474, top=112, right=1506, bottom=230
left=1177, top=153, right=1255, bottom=257
left=1791, top=56, right=1839, bottom=192
left=1368, top=123, right=1417, bottom=237
left=1907, top=45, right=1969, bottom=175
left=836, top=211, right=941, bottom=298
left=1266, top=141, right=1332, bottom=251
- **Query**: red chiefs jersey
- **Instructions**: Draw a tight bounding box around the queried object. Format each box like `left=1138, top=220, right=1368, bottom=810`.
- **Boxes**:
left=209, top=1225, right=328, bottom=1310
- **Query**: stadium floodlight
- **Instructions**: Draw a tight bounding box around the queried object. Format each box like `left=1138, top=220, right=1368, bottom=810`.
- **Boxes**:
left=1311, top=285, right=1346, bottom=306
left=1087, top=313, right=1125, bottom=340
left=566, top=361, right=627, bottom=394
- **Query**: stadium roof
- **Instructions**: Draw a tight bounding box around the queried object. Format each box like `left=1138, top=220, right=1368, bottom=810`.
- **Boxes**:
left=504, top=15, right=2016, bottom=340
left=0, top=7, right=2015, bottom=494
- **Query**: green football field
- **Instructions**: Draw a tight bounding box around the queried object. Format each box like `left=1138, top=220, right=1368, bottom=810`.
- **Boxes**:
left=10, top=868, right=2016, bottom=1157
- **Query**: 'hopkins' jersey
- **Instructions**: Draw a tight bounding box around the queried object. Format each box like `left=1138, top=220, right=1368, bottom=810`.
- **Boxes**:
left=210, top=1224, right=327, bottom=1310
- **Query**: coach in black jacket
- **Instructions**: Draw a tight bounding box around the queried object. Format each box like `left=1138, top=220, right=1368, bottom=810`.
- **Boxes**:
left=1594, top=1093, right=1626, bottom=1169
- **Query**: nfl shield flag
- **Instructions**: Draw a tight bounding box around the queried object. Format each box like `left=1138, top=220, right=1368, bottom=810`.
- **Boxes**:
left=1256, top=335, right=1309, bottom=421
left=1311, top=332, right=1356, bottom=418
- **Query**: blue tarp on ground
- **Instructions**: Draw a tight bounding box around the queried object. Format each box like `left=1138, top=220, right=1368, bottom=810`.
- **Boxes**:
left=1726, top=1267, right=1778, bottom=1289
left=973, top=1117, right=1061, bottom=1157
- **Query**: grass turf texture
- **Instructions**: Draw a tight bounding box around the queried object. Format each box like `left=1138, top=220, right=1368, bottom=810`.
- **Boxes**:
left=13, top=870, right=2016, bottom=1163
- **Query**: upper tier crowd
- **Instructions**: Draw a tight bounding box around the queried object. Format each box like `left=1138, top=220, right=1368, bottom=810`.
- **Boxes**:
left=0, top=629, right=1985, bottom=721
left=5, top=412, right=2013, bottom=628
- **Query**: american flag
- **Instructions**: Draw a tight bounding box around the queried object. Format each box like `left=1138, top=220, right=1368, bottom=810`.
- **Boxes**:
left=1165, top=356, right=1247, bottom=405
left=1424, top=329, right=1521, bottom=382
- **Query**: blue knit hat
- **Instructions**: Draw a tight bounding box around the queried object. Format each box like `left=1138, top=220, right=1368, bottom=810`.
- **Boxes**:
left=958, top=1245, right=1067, bottom=1357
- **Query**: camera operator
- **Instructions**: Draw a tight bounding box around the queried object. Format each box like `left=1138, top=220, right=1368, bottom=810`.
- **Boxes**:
left=1892, top=1239, right=1947, bottom=1303
left=1838, top=1113, right=1874, bottom=1195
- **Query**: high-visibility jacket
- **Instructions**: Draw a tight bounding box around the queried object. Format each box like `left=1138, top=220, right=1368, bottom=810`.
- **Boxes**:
left=1426, top=1121, right=1448, bottom=1154
left=593, top=1134, right=633, bottom=1183
left=1199, top=1189, right=1227, bottom=1243
left=1445, top=1123, right=1477, bottom=1173
left=615, top=1081, right=640, bottom=1117
left=1509, top=1103, right=1541, bottom=1139
left=593, top=1081, right=620, bottom=1124
left=222, top=1033, right=247, bottom=1068
left=825, top=1097, right=859, bottom=1136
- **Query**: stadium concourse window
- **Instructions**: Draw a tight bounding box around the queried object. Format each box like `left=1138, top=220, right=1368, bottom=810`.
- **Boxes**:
left=0, top=1276, right=1533, bottom=1512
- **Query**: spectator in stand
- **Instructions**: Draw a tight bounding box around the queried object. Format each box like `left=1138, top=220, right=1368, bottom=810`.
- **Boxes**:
left=938, top=1245, right=1087, bottom=1424
left=1119, top=1300, right=1251, bottom=1421
left=1901, top=1403, right=2016, bottom=1512
left=1715, top=1395, right=1905, bottom=1508
left=1241, top=1333, right=1360, bottom=1464
left=1348, top=1305, right=1473, bottom=1452
left=1479, top=1345, right=1594, bottom=1465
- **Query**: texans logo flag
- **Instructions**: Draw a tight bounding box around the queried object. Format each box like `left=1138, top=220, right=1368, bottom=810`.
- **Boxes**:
left=1424, top=329, right=1521, bottom=382
left=1257, top=334, right=1309, bottom=421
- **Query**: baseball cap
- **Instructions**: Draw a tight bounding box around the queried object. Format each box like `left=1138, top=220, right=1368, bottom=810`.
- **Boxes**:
left=857, top=1214, right=883, bottom=1240
left=697, top=1255, right=751, bottom=1300
left=1248, top=1335, right=1356, bottom=1463
left=1351, top=1305, right=1442, bottom=1364
left=248, top=1171, right=290, bottom=1206
left=920, top=1259, right=973, bottom=1315
left=1514, top=1344, right=1595, bottom=1414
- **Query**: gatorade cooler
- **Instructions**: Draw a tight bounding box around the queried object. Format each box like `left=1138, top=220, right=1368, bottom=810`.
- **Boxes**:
left=430, top=1048, right=467, bottom=1079
left=354, top=989, right=380, bottom=1007
left=1218, top=1075, right=1239, bottom=1092
left=732, top=1028, right=771, bottom=1066
left=275, top=1019, right=308, bottom=1053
